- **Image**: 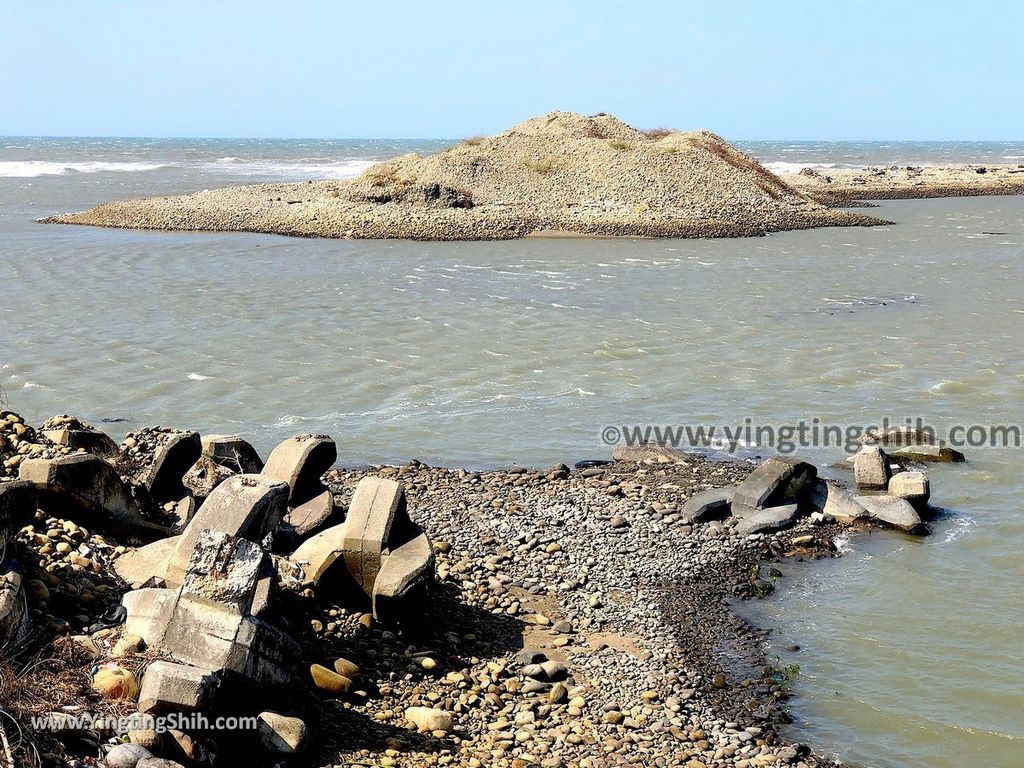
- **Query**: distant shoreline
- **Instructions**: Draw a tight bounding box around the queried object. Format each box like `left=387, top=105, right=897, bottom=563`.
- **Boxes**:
left=783, top=162, right=1024, bottom=206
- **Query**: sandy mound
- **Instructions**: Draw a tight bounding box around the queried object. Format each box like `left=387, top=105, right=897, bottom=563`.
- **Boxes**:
left=45, top=111, right=886, bottom=240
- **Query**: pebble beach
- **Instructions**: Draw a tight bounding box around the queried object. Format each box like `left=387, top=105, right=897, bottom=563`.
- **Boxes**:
left=1, top=409, right=902, bottom=768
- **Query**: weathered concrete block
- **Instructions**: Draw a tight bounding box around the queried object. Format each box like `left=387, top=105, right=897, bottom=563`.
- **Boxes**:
left=42, top=427, right=119, bottom=459
left=234, top=618, right=301, bottom=686
left=113, top=537, right=178, bottom=587
left=125, top=585, right=298, bottom=686
left=733, top=455, right=817, bottom=510
left=165, top=474, right=287, bottom=586
left=180, top=531, right=265, bottom=614
left=182, top=456, right=235, bottom=502
left=888, top=471, right=930, bottom=507
left=856, top=494, right=923, bottom=532
left=733, top=503, right=800, bottom=535
left=892, top=444, right=966, bottom=463
left=373, top=532, right=434, bottom=622
left=288, top=476, right=433, bottom=621
left=854, top=445, right=891, bottom=489
left=612, top=443, right=685, bottom=464
left=679, top=486, right=734, bottom=524
left=19, top=454, right=152, bottom=530
left=130, top=430, right=202, bottom=504
left=123, top=588, right=177, bottom=641
left=807, top=479, right=869, bottom=521
left=342, top=477, right=407, bottom=593
left=201, top=434, right=264, bottom=474
left=281, top=490, right=336, bottom=542
left=289, top=523, right=345, bottom=585
left=0, top=569, right=29, bottom=646
left=0, top=479, right=37, bottom=538
left=262, top=434, right=336, bottom=507
left=124, top=529, right=299, bottom=686
left=171, top=495, right=195, bottom=530
left=138, top=660, right=217, bottom=715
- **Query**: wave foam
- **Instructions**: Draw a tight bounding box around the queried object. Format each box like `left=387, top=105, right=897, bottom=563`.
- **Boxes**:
left=764, top=161, right=838, bottom=175
left=200, top=158, right=377, bottom=180
left=0, top=161, right=170, bottom=178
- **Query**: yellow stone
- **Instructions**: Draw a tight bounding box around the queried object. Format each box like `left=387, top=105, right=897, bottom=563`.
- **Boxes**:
left=332, top=657, right=361, bottom=679
left=310, top=664, right=352, bottom=695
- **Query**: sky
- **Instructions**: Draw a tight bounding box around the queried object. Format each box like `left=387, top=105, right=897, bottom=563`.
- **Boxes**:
left=3, top=1, right=1022, bottom=140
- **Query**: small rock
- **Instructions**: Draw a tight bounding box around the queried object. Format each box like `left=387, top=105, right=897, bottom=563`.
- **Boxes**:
left=310, top=664, right=352, bottom=695
left=333, top=657, right=361, bottom=678
left=105, top=743, right=152, bottom=768
left=257, top=711, right=307, bottom=753
left=405, top=706, right=454, bottom=733
left=112, top=633, right=146, bottom=657
left=548, top=682, right=569, bottom=704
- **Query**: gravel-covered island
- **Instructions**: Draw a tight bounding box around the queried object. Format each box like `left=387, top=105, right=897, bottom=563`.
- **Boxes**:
left=0, top=412, right=952, bottom=767
left=41, top=112, right=885, bottom=241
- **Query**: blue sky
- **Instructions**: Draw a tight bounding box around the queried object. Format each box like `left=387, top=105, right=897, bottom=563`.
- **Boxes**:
left=3, top=1, right=1021, bottom=139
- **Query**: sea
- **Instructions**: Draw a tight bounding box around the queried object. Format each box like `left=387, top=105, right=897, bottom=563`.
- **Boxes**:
left=1, top=136, right=1022, bottom=768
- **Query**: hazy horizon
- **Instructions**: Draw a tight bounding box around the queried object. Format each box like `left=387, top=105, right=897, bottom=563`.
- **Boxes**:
left=3, top=131, right=1024, bottom=142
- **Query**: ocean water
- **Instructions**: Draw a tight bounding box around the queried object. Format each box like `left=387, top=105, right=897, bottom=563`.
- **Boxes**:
left=1, top=137, right=1023, bottom=767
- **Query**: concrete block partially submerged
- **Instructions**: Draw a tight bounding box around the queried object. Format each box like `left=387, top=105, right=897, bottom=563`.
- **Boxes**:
left=807, top=479, right=869, bottom=521
left=892, top=444, right=966, bottom=463
left=854, top=445, right=891, bottom=489
left=733, top=503, right=800, bottom=535
left=888, top=471, right=931, bottom=507
left=732, top=455, right=816, bottom=510
left=856, top=494, right=924, bottom=532
left=679, top=486, right=734, bottom=524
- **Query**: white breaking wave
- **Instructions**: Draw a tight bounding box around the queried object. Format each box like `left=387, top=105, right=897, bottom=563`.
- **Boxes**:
left=0, top=160, right=170, bottom=178
left=201, top=157, right=377, bottom=180
left=763, top=161, right=838, bottom=175
left=0, top=157, right=377, bottom=181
